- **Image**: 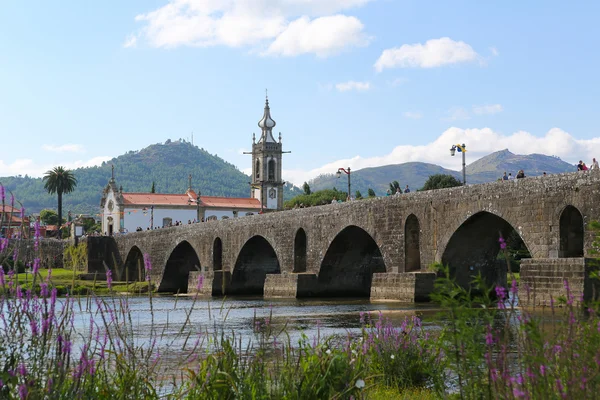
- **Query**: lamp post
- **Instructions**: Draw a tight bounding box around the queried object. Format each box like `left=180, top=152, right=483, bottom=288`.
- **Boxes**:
left=188, top=191, right=202, bottom=222
left=450, top=144, right=467, bottom=185
left=336, top=167, right=351, bottom=200
left=143, top=206, right=154, bottom=229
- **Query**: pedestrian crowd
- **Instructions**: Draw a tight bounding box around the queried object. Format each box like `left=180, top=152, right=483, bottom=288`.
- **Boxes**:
left=500, top=157, right=599, bottom=181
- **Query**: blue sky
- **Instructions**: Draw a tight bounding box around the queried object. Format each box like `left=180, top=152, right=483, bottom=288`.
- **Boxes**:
left=1, top=0, right=599, bottom=185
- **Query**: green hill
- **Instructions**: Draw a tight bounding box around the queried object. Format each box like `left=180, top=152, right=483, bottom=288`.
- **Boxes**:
left=0, top=140, right=301, bottom=216
left=308, top=149, right=575, bottom=196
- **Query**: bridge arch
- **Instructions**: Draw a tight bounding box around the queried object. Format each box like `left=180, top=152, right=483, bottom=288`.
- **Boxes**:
left=213, top=237, right=223, bottom=271
left=405, top=214, right=421, bottom=272
left=158, top=240, right=201, bottom=293
left=293, top=228, right=307, bottom=273
left=231, top=235, right=280, bottom=295
left=317, top=225, right=386, bottom=297
left=559, top=205, right=584, bottom=258
left=122, top=245, right=145, bottom=282
left=441, top=211, right=532, bottom=290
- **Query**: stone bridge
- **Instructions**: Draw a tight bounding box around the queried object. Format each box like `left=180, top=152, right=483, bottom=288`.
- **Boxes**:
left=89, top=171, right=600, bottom=303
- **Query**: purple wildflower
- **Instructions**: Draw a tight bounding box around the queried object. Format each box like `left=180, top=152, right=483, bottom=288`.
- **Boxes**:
left=106, top=269, right=113, bottom=290
left=32, top=258, right=40, bottom=275
left=499, top=236, right=507, bottom=250
left=143, top=253, right=152, bottom=281
left=18, top=384, right=27, bottom=400
left=511, top=279, right=518, bottom=294
left=540, top=364, right=546, bottom=376
left=485, top=325, right=494, bottom=345
left=495, top=285, right=507, bottom=301
left=17, top=364, right=28, bottom=376
left=196, top=274, right=204, bottom=291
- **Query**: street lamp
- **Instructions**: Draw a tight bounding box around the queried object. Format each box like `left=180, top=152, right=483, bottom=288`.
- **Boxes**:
left=450, top=143, right=467, bottom=185
left=142, top=206, right=154, bottom=229
left=336, top=167, right=351, bottom=200
left=188, top=191, right=202, bottom=222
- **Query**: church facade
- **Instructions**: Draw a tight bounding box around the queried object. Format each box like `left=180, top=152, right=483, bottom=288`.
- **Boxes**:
left=100, top=96, right=284, bottom=235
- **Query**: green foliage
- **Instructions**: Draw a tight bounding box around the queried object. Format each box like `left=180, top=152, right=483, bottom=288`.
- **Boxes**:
left=367, top=188, right=376, bottom=198
left=355, top=190, right=363, bottom=199
left=302, top=181, right=311, bottom=195
left=151, top=181, right=156, bottom=193
left=421, top=174, right=463, bottom=191
left=40, top=209, right=59, bottom=225
left=42, top=166, right=78, bottom=229
left=389, top=180, right=400, bottom=194
left=81, top=217, right=101, bottom=234
left=63, top=243, right=88, bottom=271
left=284, top=188, right=346, bottom=209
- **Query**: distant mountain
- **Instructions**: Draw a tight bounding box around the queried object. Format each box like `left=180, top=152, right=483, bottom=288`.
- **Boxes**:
left=308, top=163, right=462, bottom=196
left=0, top=140, right=302, bottom=215
left=308, top=149, right=576, bottom=196
left=466, top=149, right=574, bottom=182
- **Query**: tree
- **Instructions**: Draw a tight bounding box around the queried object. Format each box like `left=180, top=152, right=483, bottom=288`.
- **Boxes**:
left=421, top=174, right=462, bottom=191
left=39, top=209, right=59, bottom=225
left=42, top=167, right=77, bottom=231
left=389, top=180, right=401, bottom=194
left=367, top=188, right=376, bottom=198
left=302, top=182, right=311, bottom=195
left=355, top=190, right=363, bottom=200
left=151, top=181, right=156, bottom=193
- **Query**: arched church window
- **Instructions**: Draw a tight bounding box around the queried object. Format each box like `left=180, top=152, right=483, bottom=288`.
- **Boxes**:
left=268, top=159, right=275, bottom=181
left=255, top=160, right=260, bottom=179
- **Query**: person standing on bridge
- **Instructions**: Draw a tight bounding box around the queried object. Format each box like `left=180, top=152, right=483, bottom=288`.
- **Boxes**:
left=592, top=158, right=599, bottom=170
left=404, top=185, right=410, bottom=193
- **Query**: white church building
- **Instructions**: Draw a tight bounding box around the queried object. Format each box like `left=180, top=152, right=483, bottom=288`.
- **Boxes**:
left=100, top=96, right=286, bottom=235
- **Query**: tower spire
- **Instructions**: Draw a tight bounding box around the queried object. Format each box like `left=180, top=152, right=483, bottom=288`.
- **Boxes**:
left=258, top=91, right=276, bottom=142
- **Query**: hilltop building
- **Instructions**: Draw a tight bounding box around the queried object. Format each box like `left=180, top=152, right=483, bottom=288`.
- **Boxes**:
left=248, top=96, right=287, bottom=211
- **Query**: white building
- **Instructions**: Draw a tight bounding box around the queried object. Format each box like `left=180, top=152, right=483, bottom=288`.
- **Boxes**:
left=100, top=177, right=261, bottom=235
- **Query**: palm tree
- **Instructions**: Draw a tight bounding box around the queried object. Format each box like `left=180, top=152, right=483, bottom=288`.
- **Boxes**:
left=42, top=166, right=77, bottom=232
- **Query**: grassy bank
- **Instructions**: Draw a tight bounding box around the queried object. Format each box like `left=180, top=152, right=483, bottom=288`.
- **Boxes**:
left=14, top=268, right=150, bottom=295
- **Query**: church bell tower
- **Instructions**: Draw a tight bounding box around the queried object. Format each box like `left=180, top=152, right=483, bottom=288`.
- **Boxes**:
left=250, top=95, right=285, bottom=211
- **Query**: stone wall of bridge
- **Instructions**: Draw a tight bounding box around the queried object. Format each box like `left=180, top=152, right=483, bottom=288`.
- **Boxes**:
left=103, top=170, right=600, bottom=301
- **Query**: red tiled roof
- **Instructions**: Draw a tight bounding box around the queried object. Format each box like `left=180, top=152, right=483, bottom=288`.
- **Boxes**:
left=122, top=192, right=261, bottom=210
left=200, top=197, right=261, bottom=209
left=0, top=205, right=21, bottom=213
left=122, top=193, right=192, bottom=206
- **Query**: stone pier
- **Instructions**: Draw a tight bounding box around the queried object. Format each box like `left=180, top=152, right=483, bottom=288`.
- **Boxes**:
left=518, top=258, right=600, bottom=306
left=370, top=272, right=436, bottom=302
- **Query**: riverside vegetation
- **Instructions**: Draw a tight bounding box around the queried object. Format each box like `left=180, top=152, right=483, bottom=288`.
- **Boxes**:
left=2, top=185, right=600, bottom=398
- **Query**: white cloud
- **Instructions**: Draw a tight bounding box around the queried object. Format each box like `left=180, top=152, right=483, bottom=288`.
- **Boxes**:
left=41, top=144, right=85, bottom=153
left=388, top=77, right=408, bottom=87
left=374, top=37, right=482, bottom=72
left=473, top=104, right=503, bottom=115
left=490, top=46, right=499, bottom=57
left=281, top=127, right=593, bottom=186
left=123, top=34, right=138, bottom=48
left=130, top=0, right=372, bottom=57
left=265, top=15, right=369, bottom=57
left=335, top=80, right=370, bottom=92
left=445, top=107, right=470, bottom=121
left=403, top=111, right=422, bottom=119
